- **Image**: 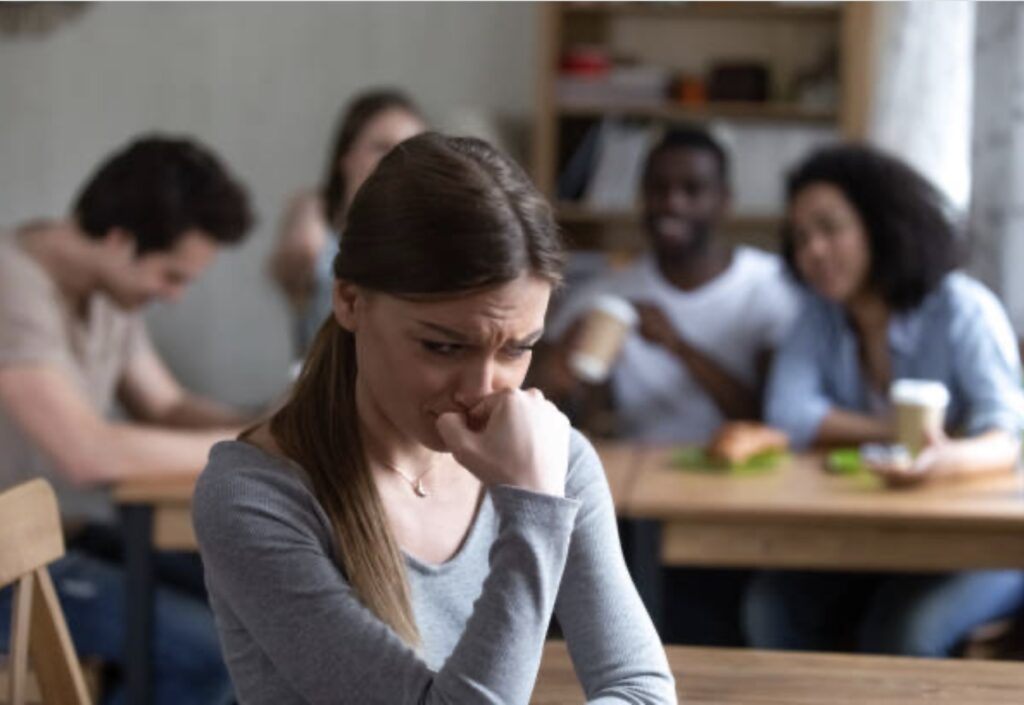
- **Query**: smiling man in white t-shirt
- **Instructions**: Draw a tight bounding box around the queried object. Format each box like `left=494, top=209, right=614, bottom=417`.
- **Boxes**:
left=539, top=124, right=799, bottom=647
left=545, top=125, right=799, bottom=442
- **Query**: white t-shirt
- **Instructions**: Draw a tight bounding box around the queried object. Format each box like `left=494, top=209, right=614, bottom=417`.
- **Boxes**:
left=548, top=247, right=800, bottom=444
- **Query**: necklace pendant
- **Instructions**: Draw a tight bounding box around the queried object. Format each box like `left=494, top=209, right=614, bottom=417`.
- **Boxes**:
left=413, top=479, right=429, bottom=498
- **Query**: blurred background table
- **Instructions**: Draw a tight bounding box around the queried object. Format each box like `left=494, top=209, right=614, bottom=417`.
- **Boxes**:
left=612, top=447, right=1024, bottom=629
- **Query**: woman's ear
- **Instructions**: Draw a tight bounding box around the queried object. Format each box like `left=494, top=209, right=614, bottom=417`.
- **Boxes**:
left=332, top=280, right=362, bottom=332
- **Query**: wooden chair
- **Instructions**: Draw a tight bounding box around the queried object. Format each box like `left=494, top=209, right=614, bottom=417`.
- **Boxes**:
left=0, top=479, right=91, bottom=705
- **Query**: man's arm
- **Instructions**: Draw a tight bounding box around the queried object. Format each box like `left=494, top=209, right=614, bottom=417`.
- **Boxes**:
left=117, top=344, right=250, bottom=429
left=528, top=323, right=618, bottom=437
left=0, top=364, right=234, bottom=484
left=634, top=302, right=761, bottom=421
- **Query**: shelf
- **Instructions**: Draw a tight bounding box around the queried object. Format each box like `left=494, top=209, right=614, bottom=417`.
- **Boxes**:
left=557, top=100, right=837, bottom=125
left=558, top=203, right=637, bottom=225
left=563, top=2, right=841, bottom=22
left=532, top=0, right=861, bottom=240
left=557, top=202, right=782, bottom=232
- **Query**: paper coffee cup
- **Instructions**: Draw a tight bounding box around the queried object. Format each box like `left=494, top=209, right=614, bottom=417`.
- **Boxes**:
left=889, top=379, right=950, bottom=456
left=568, top=295, right=638, bottom=384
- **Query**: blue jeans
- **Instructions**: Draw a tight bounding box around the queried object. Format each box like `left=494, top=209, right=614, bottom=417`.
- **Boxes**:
left=0, top=550, right=233, bottom=705
left=743, top=570, right=1024, bottom=657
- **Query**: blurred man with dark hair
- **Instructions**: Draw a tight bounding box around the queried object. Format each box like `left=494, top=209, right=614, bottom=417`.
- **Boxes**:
left=538, top=124, right=799, bottom=647
left=0, top=134, right=255, bottom=704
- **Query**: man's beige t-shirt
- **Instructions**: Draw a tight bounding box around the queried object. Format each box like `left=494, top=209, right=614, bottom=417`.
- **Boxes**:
left=0, top=232, right=151, bottom=523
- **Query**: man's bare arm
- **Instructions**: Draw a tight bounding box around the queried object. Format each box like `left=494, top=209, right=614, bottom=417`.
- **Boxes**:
left=0, top=365, right=235, bottom=484
left=117, top=345, right=250, bottom=429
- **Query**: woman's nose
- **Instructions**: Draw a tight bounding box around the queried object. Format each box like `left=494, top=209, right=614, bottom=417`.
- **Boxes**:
left=451, top=358, right=498, bottom=411
left=799, top=231, right=829, bottom=260
left=452, top=354, right=520, bottom=409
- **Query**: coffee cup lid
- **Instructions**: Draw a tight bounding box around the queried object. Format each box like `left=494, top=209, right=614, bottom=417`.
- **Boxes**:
left=569, top=351, right=610, bottom=384
left=588, top=294, right=638, bottom=326
left=889, top=379, right=950, bottom=407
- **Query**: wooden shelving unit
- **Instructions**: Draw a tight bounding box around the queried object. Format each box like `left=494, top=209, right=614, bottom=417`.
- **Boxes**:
left=557, top=100, right=838, bottom=125
left=561, top=2, right=843, bottom=22
left=532, top=1, right=873, bottom=254
left=557, top=202, right=783, bottom=254
left=557, top=202, right=778, bottom=229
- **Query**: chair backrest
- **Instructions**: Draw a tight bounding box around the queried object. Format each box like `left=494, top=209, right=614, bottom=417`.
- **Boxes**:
left=0, top=479, right=91, bottom=705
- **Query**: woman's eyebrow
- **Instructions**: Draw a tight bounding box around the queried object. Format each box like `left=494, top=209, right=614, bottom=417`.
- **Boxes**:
left=415, top=321, right=544, bottom=346
left=517, top=329, right=545, bottom=346
left=416, top=321, right=470, bottom=342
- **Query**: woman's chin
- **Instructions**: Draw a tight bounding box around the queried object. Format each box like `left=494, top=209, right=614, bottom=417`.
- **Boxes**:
left=808, top=279, right=852, bottom=304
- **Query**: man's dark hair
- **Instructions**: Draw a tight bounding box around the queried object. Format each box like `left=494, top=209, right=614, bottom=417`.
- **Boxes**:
left=782, top=144, right=960, bottom=311
left=72, top=135, right=254, bottom=256
left=642, top=123, right=730, bottom=187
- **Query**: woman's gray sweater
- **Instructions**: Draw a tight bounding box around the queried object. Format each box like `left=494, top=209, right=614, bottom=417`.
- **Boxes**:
left=193, top=429, right=675, bottom=704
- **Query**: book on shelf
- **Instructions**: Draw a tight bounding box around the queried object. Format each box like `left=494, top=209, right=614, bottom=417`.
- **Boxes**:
left=582, top=118, right=656, bottom=211
left=557, top=120, right=604, bottom=201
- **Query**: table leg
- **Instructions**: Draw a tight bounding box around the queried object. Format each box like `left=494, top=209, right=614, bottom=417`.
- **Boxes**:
left=121, top=504, right=155, bottom=705
left=620, top=518, right=663, bottom=634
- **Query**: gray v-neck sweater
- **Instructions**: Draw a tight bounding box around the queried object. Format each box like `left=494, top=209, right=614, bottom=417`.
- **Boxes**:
left=193, top=429, right=675, bottom=704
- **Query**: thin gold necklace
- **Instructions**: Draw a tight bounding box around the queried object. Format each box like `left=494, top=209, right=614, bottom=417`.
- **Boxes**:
left=375, top=458, right=433, bottom=498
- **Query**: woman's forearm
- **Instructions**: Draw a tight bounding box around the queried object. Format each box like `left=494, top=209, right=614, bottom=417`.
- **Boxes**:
left=935, top=429, right=1021, bottom=477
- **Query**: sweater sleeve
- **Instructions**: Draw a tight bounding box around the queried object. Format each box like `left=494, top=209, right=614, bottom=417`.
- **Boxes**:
left=554, top=431, right=677, bottom=704
left=193, top=447, right=582, bottom=705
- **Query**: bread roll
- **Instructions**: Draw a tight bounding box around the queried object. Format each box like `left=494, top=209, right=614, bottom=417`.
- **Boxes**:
left=707, top=422, right=789, bottom=464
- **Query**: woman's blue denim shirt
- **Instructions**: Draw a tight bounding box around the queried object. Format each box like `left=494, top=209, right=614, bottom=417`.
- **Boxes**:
left=766, top=272, right=1024, bottom=449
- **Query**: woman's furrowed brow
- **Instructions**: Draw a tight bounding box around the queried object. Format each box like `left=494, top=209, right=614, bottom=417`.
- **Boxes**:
left=416, top=321, right=470, bottom=342
left=415, top=320, right=543, bottom=346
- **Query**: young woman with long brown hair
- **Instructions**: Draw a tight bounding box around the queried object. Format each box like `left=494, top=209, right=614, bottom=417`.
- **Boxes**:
left=194, top=133, right=675, bottom=704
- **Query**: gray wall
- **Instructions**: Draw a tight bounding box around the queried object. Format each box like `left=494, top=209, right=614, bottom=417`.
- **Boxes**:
left=0, top=2, right=539, bottom=405
left=970, top=3, right=1024, bottom=333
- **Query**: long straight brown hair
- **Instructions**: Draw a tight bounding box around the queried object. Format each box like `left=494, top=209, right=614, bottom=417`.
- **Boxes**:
left=270, top=133, right=565, bottom=645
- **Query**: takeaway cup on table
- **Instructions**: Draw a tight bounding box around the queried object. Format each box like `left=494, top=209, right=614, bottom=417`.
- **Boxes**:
left=890, top=379, right=950, bottom=457
left=568, top=295, right=638, bottom=384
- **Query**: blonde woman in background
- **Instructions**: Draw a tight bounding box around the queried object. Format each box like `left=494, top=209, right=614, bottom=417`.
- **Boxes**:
left=268, top=89, right=425, bottom=355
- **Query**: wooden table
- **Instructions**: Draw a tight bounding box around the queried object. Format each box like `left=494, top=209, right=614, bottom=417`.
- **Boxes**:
left=533, top=641, right=1024, bottom=704
left=608, top=447, right=1024, bottom=631
left=631, top=450, right=1024, bottom=570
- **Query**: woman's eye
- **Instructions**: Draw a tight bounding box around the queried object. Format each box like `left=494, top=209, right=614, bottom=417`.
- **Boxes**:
left=421, top=341, right=463, bottom=356
left=816, top=214, right=850, bottom=238
left=503, top=345, right=534, bottom=360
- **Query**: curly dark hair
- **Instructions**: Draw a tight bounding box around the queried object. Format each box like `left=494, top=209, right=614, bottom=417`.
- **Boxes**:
left=72, top=135, right=253, bottom=256
left=781, top=144, right=961, bottom=311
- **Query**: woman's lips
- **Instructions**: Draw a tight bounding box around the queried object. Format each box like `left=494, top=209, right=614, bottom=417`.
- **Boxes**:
left=804, top=267, right=846, bottom=298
